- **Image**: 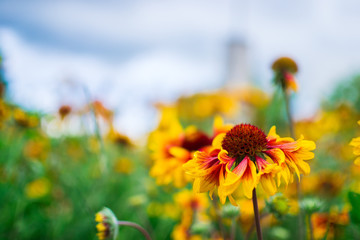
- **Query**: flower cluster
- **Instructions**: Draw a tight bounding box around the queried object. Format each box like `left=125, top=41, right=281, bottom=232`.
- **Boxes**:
left=184, top=123, right=316, bottom=205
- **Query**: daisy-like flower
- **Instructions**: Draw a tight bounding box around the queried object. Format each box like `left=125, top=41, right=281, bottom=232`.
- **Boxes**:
left=150, top=110, right=231, bottom=187
left=95, top=208, right=119, bottom=240
left=350, top=121, right=360, bottom=166
left=266, top=126, right=316, bottom=185
left=272, top=57, right=298, bottom=92
left=184, top=123, right=316, bottom=205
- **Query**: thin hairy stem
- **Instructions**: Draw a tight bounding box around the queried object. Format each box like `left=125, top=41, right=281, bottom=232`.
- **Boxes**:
left=118, top=221, right=152, bottom=240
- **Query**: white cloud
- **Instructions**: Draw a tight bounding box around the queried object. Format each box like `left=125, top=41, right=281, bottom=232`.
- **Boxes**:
left=0, top=28, right=223, bottom=138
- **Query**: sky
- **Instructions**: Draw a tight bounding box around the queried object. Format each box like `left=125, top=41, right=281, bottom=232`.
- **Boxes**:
left=1, top=0, right=360, bottom=138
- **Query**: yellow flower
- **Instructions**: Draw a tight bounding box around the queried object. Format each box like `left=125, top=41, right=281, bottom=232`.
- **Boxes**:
left=114, top=158, right=133, bottom=174
left=171, top=190, right=209, bottom=240
left=176, top=92, right=237, bottom=121
left=350, top=120, right=360, bottom=166
left=25, top=177, right=51, bottom=199
left=13, top=108, right=38, bottom=128
left=107, top=127, right=133, bottom=148
left=184, top=123, right=316, bottom=205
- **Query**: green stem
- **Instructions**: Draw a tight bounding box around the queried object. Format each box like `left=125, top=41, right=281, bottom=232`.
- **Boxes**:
left=283, top=89, right=295, bottom=137
left=83, top=86, right=107, bottom=174
left=307, top=214, right=314, bottom=240
left=118, top=221, right=152, bottom=240
left=211, top=195, right=226, bottom=238
left=252, top=189, right=263, bottom=240
left=230, top=217, right=236, bottom=240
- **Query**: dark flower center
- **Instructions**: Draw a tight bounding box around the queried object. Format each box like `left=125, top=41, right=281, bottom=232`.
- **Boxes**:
left=221, top=124, right=267, bottom=160
left=182, top=131, right=212, bottom=152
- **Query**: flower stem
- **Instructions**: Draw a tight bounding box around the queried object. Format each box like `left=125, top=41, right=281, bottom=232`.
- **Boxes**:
left=283, top=89, right=295, bottom=137
left=118, top=221, right=152, bottom=240
left=252, top=188, right=263, bottom=240
left=306, top=214, right=314, bottom=240
left=230, top=217, right=236, bottom=240
left=211, top=195, right=226, bottom=238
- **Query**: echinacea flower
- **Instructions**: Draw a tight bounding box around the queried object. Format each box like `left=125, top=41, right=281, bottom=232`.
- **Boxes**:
left=272, top=57, right=298, bottom=92
left=184, top=123, right=316, bottom=205
left=95, top=207, right=118, bottom=240
left=350, top=121, right=360, bottom=166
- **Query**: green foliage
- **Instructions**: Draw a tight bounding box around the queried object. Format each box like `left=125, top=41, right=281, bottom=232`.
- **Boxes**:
left=348, top=192, right=360, bottom=225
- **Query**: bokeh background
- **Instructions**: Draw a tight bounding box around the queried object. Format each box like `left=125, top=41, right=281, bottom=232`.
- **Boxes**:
left=2, top=0, right=360, bottom=137
left=2, top=1, right=360, bottom=240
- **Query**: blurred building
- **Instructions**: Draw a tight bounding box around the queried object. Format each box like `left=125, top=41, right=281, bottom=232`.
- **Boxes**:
left=225, top=39, right=251, bottom=88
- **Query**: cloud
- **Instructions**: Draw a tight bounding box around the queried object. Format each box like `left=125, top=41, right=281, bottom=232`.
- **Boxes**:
left=0, top=28, right=223, bottom=137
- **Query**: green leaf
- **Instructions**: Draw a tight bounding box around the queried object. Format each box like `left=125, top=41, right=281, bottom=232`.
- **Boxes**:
left=348, top=191, right=360, bottom=225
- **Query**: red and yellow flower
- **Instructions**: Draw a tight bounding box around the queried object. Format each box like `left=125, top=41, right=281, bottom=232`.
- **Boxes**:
left=149, top=105, right=231, bottom=187
left=184, top=123, right=315, bottom=205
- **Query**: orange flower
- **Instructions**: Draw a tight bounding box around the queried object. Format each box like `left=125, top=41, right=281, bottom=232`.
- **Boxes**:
left=184, top=123, right=316, bottom=205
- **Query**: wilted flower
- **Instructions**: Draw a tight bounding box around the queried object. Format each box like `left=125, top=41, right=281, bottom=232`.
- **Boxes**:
left=95, top=207, right=119, bottom=240
left=272, top=57, right=298, bottom=92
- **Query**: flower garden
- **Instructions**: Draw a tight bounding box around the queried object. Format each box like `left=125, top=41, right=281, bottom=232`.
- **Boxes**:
left=1, top=55, right=360, bottom=240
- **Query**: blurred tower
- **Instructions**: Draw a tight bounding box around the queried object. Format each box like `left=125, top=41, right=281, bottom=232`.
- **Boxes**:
left=225, top=39, right=251, bottom=88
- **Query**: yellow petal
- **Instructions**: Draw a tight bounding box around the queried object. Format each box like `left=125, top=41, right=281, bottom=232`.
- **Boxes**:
left=260, top=175, right=277, bottom=196
left=169, top=147, right=189, bottom=160
left=212, top=133, right=226, bottom=149
left=355, top=157, right=360, bottom=166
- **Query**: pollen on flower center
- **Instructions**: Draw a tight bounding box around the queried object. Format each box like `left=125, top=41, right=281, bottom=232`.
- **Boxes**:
left=221, top=124, right=267, bottom=160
